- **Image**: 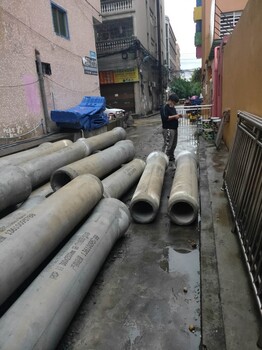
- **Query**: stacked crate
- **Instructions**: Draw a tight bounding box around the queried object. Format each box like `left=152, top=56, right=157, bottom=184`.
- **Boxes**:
left=200, top=118, right=222, bottom=141
left=202, top=119, right=214, bottom=140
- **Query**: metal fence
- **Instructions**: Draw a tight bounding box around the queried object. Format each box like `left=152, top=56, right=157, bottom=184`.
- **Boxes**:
left=176, top=104, right=212, bottom=120
left=224, top=110, right=262, bottom=311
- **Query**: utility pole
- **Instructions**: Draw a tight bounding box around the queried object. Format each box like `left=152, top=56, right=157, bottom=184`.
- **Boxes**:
left=35, top=50, right=49, bottom=134
left=156, top=0, right=163, bottom=106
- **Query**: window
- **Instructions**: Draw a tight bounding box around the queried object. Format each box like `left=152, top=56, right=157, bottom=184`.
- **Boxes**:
left=36, top=62, right=52, bottom=76
left=220, top=11, right=242, bottom=38
left=51, top=2, right=69, bottom=39
left=95, top=18, right=133, bottom=42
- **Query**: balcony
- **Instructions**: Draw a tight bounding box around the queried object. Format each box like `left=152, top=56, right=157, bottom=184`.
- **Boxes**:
left=96, top=37, right=137, bottom=55
left=101, top=0, right=134, bottom=15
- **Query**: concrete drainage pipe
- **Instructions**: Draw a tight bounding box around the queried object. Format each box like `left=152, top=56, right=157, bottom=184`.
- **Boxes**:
left=168, top=150, right=199, bottom=225
left=0, top=174, right=103, bottom=306
left=51, top=140, right=135, bottom=191
left=0, top=198, right=130, bottom=350
left=102, top=158, right=146, bottom=199
left=130, top=151, right=169, bottom=223
left=0, top=139, right=73, bottom=167
left=0, top=182, right=53, bottom=232
left=79, top=126, right=126, bottom=152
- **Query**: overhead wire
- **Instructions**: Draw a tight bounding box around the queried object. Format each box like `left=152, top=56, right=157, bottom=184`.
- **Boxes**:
left=73, top=0, right=100, bottom=27
left=0, top=79, right=39, bottom=88
left=83, top=0, right=101, bottom=15
left=45, top=76, right=99, bottom=94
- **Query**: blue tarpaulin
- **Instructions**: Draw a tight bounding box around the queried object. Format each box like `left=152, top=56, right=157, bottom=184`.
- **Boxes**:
left=51, top=96, right=109, bottom=131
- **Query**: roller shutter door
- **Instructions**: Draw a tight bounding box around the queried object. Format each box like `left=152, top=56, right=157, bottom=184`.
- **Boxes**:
left=100, top=83, right=135, bottom=113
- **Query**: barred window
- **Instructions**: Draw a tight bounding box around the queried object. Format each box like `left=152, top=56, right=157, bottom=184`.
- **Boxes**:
left=220, top=11, right=242, bottom=38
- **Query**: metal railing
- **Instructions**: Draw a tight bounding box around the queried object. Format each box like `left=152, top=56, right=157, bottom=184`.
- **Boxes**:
left=176, top=104, right=212, bottom=120
left=224, top=111, right=262, bottom=312
left=101, top=0, right=133, bottom=14
left=96, top=38, right=135, bottom=54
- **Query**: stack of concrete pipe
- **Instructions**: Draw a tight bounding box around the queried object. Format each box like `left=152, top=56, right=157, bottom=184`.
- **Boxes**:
left=0, top=127, right=145, bottom=308
left=0, top=127, right=126, bottom=212
left=0, top=174, right=104, bottom=306
left=0, top=128, right=151, bottom=349
left=168, top=150, right=199, bottom=225
left=0, top=157, right=146, bottom=233
left=0, top=198, right=131, bottom=350
left=0, top=130, right=143, bottom=348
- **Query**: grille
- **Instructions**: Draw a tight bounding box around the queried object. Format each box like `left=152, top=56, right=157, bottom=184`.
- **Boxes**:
left=224, top=111, right=262, bottom=311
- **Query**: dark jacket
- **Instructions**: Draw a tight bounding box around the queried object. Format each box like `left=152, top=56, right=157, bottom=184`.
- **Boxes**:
left=160, top=104, right=178, bottom=129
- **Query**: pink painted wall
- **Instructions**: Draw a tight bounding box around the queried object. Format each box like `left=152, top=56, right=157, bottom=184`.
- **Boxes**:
left=23, top=75, right=41, bottom=114
left=0, top=0, right=101, bottom=142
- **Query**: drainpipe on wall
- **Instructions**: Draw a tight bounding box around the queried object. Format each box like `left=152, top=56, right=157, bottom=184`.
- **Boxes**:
left=35, top=50, right=49, bottom=134
left=156, top=0, right=163, bottom=106
left=212, top=46, right=219, bottom=117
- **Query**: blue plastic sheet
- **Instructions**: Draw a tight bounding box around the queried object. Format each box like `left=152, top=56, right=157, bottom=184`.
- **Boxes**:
left=51, top=96, right=109, bottom=131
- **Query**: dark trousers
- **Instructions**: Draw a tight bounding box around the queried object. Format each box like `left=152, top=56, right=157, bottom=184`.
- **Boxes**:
left=162, top=128, right=178, bottom=158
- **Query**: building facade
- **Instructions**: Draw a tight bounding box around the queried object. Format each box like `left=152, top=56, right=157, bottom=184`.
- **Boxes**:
left=194, top=0, right=248, bottom=116
left=165, top=16, right=180, bottom=81
left=0, top=0, right=101, bottom=141
left=96, top=0, right=167, bottom=116
left=194, top=0, right=262, bottom=152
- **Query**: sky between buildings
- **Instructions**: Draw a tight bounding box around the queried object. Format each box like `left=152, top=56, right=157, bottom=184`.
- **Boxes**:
left=165, top=0, right=201, bottom=75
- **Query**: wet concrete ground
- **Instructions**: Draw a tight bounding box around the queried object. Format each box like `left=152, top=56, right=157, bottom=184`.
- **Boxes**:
left=58, top=115, right=261, bottom=349
left=58, top=116, right=201, bottom=349
left=201, top=140, right=261, bottom=350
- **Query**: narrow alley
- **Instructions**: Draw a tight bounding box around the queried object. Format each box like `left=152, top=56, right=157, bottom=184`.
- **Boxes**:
left=0, top=114, right=261, bottom=350
left=58, top=115, right=201, bottom=349
left=1, top=0, right=262, bottom=348
left=54, top=114, right=259, bottom=350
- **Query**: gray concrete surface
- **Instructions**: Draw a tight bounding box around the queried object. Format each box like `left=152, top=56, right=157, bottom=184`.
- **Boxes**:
left=58, top=115, right=261, bottom=350
left=202, top=140, right=261, bottom=350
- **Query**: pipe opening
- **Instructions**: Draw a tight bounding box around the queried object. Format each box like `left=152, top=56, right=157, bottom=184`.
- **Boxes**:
left=169, top=201, right=196, bottom=225
left=51, top=171, right=73, bottom=191
left=131, top=200, right=155, bottom=223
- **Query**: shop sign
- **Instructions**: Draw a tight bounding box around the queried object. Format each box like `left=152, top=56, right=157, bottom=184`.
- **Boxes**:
left=99, top=68, right=139, bottom=84
left=114, top=68, right=139, bottom=83
left=82, top=56, right=98, bottom=75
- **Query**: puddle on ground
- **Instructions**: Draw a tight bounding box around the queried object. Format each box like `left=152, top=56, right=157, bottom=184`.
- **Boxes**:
left=160, top=246, right=199, bottom=285
left=159, top=246, right=201, bottom=349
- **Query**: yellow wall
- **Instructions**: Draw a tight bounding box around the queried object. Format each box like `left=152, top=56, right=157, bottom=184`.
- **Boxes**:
left=201, top=0, right=248, bottom=104
left=202, top=0, right=248, bottom=72
left=222, top=0, right=262, bottom=149
left=194, top=6, right=202, bottom=21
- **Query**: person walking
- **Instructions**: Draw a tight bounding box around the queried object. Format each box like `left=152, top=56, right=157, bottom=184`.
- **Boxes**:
left=160, top=93, right=182, bottom=161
